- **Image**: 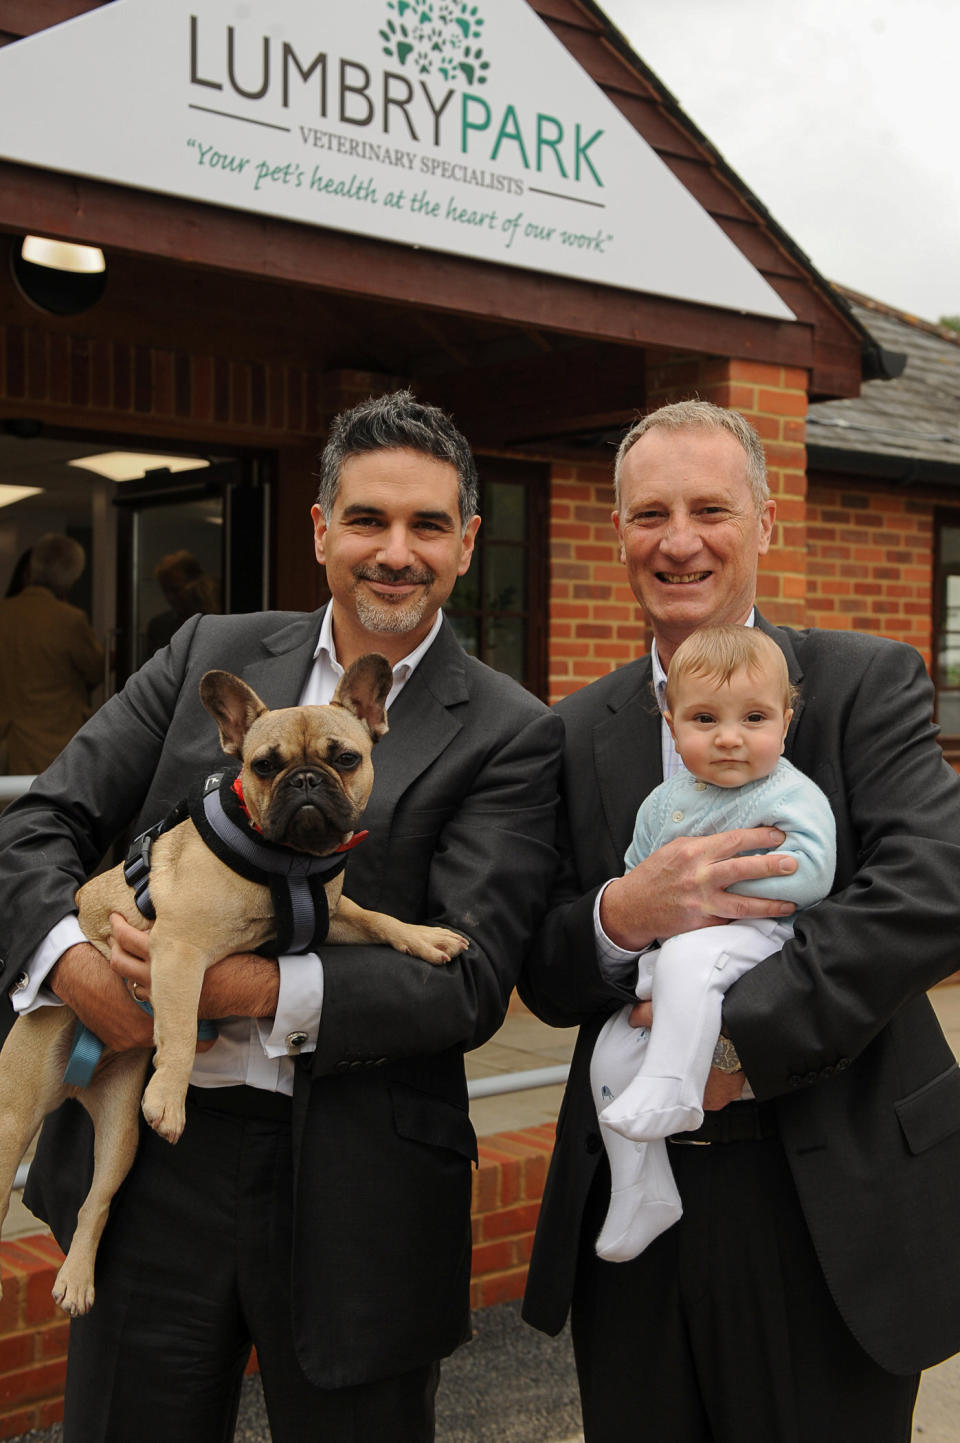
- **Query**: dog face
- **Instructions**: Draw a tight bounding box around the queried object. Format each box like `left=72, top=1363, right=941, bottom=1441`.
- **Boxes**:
left=198, top=654, right=392, bottom=855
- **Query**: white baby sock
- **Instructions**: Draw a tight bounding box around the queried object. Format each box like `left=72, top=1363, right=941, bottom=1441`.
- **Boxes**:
left=590, top=1007, right=682, bottom=1260
left=593, top=1130, right=682, bottom=1261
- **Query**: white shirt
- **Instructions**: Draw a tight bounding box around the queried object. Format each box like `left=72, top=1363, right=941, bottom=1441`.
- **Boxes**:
left=15, top=608, right=443, bottom=1095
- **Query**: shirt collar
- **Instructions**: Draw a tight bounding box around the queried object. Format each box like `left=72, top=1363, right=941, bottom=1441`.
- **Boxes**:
left=314, top=605, right=443, bottom=688
left=651, top=609, right=756, bottom=716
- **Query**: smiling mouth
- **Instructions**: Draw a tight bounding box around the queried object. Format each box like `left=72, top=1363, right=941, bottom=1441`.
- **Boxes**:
left=657, top=571, right=711, bottom=585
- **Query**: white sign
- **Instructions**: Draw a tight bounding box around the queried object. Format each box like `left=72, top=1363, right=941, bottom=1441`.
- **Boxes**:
left=0, top=0, right=794, bottom=320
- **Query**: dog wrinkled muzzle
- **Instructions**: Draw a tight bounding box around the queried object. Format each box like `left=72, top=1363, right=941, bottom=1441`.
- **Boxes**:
left=265, top=768, right=357, bottom=853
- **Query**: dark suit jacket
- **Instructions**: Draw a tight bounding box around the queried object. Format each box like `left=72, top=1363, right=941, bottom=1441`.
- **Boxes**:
left=0, top=607, right=562, bottom=1389
left=520, top=617, right=960, bottom=1375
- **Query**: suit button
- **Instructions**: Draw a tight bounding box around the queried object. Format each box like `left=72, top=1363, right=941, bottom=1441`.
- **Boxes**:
left=586, top=1132, right=603, bottom=1155
left=836, top=1058, right=850, bottom=1071
left=821, top=1065, right=834, bottom=1078
left=788, top=1075, right=802, bottom=1088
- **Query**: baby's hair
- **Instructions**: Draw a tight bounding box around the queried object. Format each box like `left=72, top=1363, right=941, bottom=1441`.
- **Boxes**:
left=665, top=625, right=793, bottom=713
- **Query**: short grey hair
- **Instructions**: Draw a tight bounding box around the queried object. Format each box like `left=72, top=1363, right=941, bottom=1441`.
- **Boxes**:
left=614, top=400, right=769, bottom=514
left=28, top=533, right=86, bottom=597
left=316, top=388, right=479, bottom=530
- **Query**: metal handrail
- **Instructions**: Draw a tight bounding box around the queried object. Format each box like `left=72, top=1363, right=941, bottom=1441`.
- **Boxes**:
left=0, top=775, right=34, bottom=802
left=467, top=1064, right=569, bottom=1099
left=11, top=1066, right=570, bottom=1193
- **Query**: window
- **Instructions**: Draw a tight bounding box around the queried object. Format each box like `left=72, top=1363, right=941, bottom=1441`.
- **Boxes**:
left=445, top=458, right=548, bottom=697
left=934, top=515, right=960, bottom=736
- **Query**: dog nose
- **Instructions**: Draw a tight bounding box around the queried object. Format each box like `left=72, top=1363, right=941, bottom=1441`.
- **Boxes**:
left=289, top=770, right=321, bottom=794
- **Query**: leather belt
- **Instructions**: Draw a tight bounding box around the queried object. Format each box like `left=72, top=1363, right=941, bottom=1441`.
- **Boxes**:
left=186, top=1084, right=292, bottom=1122
left=667, top=1100, right=777, bottom=1146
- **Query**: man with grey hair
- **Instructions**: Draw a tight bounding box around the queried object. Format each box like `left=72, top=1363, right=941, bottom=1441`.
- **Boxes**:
left=521, top=399, right=960, bottom=1441
left=0, top=390, right=562, bottom=1441
left=0, top=532, right=103, bottom=774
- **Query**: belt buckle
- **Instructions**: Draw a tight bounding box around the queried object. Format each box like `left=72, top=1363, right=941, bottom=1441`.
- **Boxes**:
left=667, top=1136, right=711, bottom=1147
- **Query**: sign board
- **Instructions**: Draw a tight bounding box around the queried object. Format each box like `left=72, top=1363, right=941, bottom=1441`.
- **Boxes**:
left=0, top=0, right=795, bottom=320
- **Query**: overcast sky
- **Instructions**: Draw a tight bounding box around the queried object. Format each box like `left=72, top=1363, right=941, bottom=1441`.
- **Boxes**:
left=602, top=0, right=959, bottom=325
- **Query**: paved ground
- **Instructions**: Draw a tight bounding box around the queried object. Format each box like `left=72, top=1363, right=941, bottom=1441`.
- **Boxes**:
left=9, top=985, right=960, bottom=1440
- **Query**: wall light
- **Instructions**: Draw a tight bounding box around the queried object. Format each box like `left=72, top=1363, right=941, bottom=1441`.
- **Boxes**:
left=11, top=235, right=108, bottom=315
left=21, top=236, right=106, bottom=274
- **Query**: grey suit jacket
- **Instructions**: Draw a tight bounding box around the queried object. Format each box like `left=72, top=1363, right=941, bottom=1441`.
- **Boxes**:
left=521, top=617, right=960, bottom=1374
left=0, top=607, right=563, bottom=1388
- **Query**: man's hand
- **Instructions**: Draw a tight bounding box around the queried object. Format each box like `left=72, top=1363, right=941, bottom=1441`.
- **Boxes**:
left=600, top=827, right=797, bottom=952
left=702, top=1068, right=746, bottom=1111
left=108, top=912, right=281, bottom=1025
left=49, top=940, right=154, bottom=1052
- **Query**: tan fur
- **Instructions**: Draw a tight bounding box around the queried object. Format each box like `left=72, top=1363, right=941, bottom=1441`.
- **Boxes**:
left=0, top=655, right=468, bottom=1315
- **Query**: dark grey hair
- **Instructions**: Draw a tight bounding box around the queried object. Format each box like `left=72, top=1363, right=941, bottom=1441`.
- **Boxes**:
left=316, top=389, right=479, bottom=530
left=28, top=533, right=86, bottom=597
left=614, top=399, right=769, bottom=514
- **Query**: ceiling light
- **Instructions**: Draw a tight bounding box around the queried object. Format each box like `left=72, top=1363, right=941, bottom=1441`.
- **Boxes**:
left=0, top=485, right=43, bottom=509
left=21, top=236, right=106, bottom=274
left=68, top=453, right=211, bottom=483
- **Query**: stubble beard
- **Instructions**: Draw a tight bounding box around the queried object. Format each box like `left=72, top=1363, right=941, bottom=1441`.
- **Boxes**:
left=352, top=567, right=436, bottom=636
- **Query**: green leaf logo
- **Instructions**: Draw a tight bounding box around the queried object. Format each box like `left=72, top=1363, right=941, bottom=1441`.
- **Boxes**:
left=380, top=0, right=491, bottom=85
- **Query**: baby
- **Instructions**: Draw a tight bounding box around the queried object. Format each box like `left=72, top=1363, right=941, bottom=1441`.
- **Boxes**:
left=590, top=624, right=837, bottom=1261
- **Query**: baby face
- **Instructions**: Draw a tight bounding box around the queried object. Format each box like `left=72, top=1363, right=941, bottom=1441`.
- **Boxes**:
left=666, top=663, right=793, bottom=788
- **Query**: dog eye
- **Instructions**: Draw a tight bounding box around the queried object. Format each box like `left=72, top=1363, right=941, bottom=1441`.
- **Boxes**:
left=332, top=750, right=362, bottom=772
left=251, top=757, right=281, bottom=777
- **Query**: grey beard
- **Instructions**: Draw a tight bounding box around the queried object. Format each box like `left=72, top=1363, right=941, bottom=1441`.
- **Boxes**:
left=353, top=587, right=433, bottom=635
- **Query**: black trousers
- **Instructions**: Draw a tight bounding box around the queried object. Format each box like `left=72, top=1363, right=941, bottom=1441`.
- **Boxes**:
left=63, top=1088, right=439, bottom=1443
left=571, top=1130, right=919, bottom=1443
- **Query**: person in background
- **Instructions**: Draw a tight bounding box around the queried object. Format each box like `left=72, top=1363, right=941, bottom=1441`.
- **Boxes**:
left=145, top=548, right=221, bottom=655
left=0, top=532, right=103, bottom=775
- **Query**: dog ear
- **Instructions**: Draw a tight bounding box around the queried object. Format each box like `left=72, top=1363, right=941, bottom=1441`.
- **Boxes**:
left=199, top=670, right=269, bottom=756
left=331, top=653, right=391, bottom=742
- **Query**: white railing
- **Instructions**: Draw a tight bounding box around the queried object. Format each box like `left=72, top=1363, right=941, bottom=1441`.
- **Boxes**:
left=0, top=776, right=34, bottom=803
left=12, top=1066, right=571, bottom=1194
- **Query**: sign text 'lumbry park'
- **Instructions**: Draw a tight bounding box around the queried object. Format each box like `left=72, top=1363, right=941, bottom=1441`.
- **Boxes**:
left=0, top=0, right=794, bottom=318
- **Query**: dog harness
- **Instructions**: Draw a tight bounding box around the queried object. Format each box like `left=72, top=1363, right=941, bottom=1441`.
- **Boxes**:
left=126, top=770, right=360, bottom=954
left=64, top=770, right=365, bottom=1087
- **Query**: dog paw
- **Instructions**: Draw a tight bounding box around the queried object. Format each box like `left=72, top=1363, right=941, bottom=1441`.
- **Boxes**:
left=52, top=1266, right=95, bottom=1317
left=141, top=1080, right=186, bottom=1144
left=403, top=926, right=470, bottom=965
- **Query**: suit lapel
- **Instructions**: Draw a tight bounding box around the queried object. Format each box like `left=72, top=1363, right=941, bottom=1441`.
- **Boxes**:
left=756, top=612, right=806, bottom=752
left=238, top=609, right=327, bottom=709
left=594, top=657, right=663, bottom=866
left=366, top=619, right=467, bottom=812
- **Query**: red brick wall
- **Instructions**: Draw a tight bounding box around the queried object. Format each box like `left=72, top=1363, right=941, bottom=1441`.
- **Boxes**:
left=548, top=357, right=808, bottom=703
left=805, top=474, right=960, bottom=669
left=0, top=1127, right=558, bottom=1435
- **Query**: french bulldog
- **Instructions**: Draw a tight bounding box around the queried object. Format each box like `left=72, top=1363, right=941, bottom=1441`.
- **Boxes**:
left=0, top=653, right=468, bottom=1316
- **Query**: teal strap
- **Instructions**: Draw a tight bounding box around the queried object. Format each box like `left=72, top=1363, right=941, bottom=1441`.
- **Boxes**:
left=61, top=1003, right=218, bottom=1089
left=131, top=991, right=218, bottom=1043
left=62, top=1019, right=105, bottom=1087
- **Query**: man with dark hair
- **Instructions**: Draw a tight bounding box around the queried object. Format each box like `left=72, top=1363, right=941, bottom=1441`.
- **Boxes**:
left=521, top=399, right=960, bottom=1442
left=0, top=533, right=103, bottom=774
left=0, top=391, right=562, bottom=1442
